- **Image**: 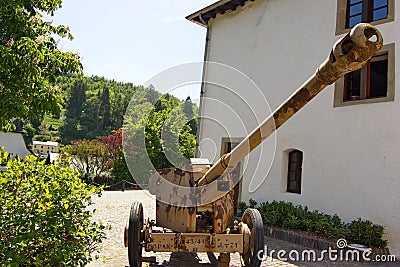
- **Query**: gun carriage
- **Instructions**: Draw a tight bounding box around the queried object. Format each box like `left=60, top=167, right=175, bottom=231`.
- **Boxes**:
left=124, top=23, right=383, bottom=267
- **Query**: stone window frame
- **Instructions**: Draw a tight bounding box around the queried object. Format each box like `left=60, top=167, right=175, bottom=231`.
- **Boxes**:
left=334, top=43, right=395, bottom=107
left=336, top=0, right=395, bottom=35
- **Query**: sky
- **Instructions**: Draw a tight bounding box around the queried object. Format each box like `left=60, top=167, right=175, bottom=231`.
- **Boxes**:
left=52, top=0, right=216, bottom=100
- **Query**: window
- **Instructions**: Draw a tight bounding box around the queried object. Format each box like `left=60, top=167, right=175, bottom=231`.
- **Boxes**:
left=287, top=150, right=302, bottom=194
left=334, top=43, right=394, bottom=106
left=344, top=53, right=387, bottom=101
left=347, top=0, right=388, bottom=28
left=336, top=0, right=394, bottom=35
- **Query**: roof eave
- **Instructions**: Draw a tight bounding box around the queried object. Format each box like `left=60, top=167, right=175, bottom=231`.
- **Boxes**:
left=186, top=0, right=254, bottom=27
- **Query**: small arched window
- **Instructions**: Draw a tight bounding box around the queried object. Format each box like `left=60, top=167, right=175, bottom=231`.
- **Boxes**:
left=287, top=150, right=303, bottom=194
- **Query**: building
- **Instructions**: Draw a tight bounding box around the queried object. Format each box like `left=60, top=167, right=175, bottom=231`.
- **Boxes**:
left=0, top=132, right=32, bottom=159
left=188, top=0, right=399, bottom=256
left=32, top=140, right=60, bottom=156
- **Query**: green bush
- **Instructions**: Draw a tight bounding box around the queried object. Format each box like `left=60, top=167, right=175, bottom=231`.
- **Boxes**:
left=314, top=214, right=343, bottom=239
left=0, top=151, right=107, bottom=266
left=238, top=201, right=248, bottom=216
left=346, top=219, right=387, bottom=248
left=248, top=199, right=258, bottom=208
left=256, top=200, right=386, bottom=248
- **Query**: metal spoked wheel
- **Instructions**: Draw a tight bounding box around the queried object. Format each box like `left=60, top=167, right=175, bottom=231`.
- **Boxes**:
left=128, top=202, right=144, bottom=267
left=241, top=208, right=264, bottom=267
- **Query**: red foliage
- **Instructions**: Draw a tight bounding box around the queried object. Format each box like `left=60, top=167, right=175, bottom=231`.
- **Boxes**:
left=102, top=130, right=123, bottom=157
left=102, top=130, right=138, bottom=157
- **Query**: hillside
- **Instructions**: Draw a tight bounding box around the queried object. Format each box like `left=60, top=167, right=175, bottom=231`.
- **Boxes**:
left=23, top=75, right=198, bottom=148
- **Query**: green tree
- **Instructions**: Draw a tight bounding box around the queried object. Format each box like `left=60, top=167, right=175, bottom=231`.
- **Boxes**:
left=111, top=93, right=124, bottom=129
left=183, top=96, right=194, bottom=119
left=163, top=106, right=196, bottom=166
left=124, top=93, right=198, bottom=182
left=183, top=96, right=198, bottom=135
left=99, top=88, right=111, bottom=131
left=65, top=80, right=87, bottom=120
left=63, top=139, right=112, bottom=181
left=60, top=80, right=87, bottom=143
left=20, top=115, right=43, bottom=145
left=0, top=149, right=107, bottom=265
left=57, top=75, right=140, bottom=142
left=33, top=121, right=55, bottom=142
left=0, top=0, right=82, bottom=130
left=80, top=90, right=102, bottom=140
left=103, top=130, right=134, bottom=183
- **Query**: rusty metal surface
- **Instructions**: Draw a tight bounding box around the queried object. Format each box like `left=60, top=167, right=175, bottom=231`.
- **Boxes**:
left=148, top=161, right=210, bottom=206
left=196, top=23, right=383, bottom=187
left=149, top=166, right=202, bottom=233
left=149, top=168, right=193, bottom=189
left=154, top=187, right=234, bottom=234
left=156, top=201, right=197, bottom=233
left=211, top=187, right=235, bottom=234
left=146, top=232, right=243, bottom=253
left=151, top=169, right=235, bottom=233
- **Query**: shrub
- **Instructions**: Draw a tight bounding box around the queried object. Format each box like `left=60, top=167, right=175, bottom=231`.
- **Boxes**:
left=0, top=151, right=107, bottom=266
left=248, top=199, right=258, bottom=208
left=255, top=200, right=386, bottom=248
left=238, top=201, right=248, bottom=216
left=63, top=139, right=112, bottom=181
left=314, top=214, right=342, bottom=238
left=346, top=219, right=387, bottom=248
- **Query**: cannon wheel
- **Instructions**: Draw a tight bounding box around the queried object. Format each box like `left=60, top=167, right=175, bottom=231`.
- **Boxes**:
left=241, top=208, right=264, bottom=267
left=128, top=202, right=144, bottom=267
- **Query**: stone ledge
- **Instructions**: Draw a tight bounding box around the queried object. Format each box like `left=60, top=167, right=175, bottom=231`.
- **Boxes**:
left=263, top=225, right=392, bottom=261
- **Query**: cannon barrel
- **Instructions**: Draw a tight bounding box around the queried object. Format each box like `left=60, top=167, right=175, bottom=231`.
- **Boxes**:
left=196, top=23, right=383, bottom=187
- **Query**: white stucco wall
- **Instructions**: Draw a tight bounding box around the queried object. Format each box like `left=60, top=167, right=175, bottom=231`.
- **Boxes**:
left=198, top=0, right=400, bottom=255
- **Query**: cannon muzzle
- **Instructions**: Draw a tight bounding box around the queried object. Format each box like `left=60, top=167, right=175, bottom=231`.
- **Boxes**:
left=196, top=23, right=383, bottom=186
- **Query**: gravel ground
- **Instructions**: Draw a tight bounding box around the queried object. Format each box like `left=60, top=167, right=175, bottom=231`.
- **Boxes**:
left=87, top=191, right=399, bottom=267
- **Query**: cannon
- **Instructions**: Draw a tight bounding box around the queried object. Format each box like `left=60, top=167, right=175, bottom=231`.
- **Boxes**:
left=124, top=23, right=383, bottom=267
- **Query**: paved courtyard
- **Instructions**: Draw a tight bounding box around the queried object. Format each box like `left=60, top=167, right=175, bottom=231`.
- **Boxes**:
left=87, top=191, right=398, bottom=267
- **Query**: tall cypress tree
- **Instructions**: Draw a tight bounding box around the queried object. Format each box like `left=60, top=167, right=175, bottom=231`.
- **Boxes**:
left=66, top=80, right=87, bottom=120
left=111, top=93, right=124, bottom=129
left=183, top=96, right=197, bottom=135
left=60, top=80, right=87, bottom=143
left=99, top=87, right=111, bottom=130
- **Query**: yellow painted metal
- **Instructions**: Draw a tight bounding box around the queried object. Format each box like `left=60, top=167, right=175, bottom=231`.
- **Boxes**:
left=149, top=168, right=235, bottom=233
left=146, top=232, right=244, bottom=253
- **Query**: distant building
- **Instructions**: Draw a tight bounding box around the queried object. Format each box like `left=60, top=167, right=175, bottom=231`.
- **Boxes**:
left=0, top=132, right=32, bottom=159
left=32, top=141, right=60, bottom=156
